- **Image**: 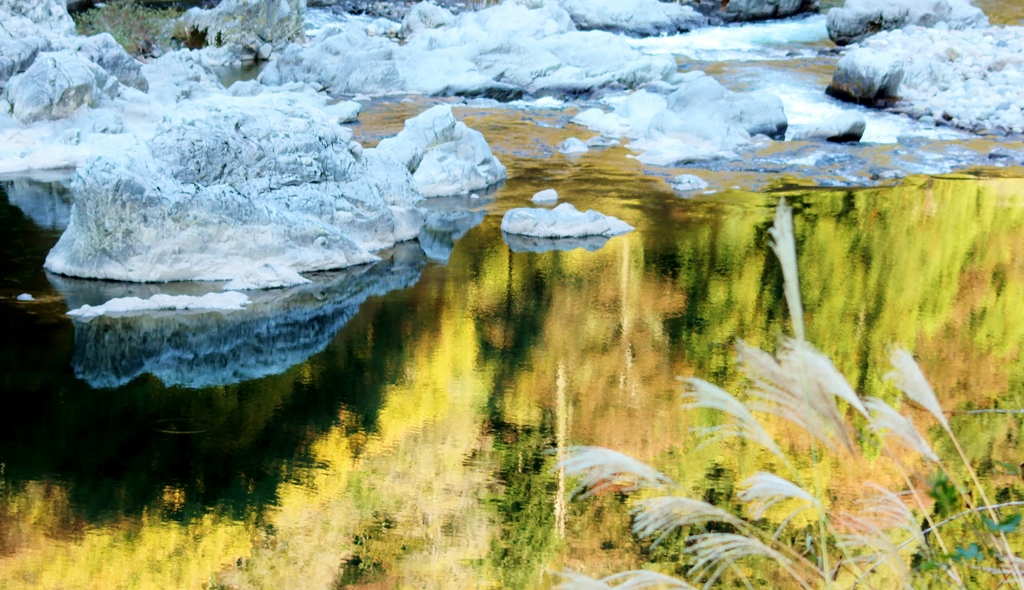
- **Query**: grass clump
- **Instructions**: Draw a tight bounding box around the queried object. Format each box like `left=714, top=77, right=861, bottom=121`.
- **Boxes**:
left=74, top=0, right=183, bottom=58
left=557, top=199, right=1024, bottom=589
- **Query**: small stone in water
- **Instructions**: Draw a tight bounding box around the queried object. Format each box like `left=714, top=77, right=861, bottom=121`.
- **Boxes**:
left=470, top=193, right=480, bottom=199
left=531, top=189, right=559, bottom=203
left=557, top=137, right=589, bottom=155
left=670, top=174, right=709, bottom=192
left=16, top=293, right=34, bottom=301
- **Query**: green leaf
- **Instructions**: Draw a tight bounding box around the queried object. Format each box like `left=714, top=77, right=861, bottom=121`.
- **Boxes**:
left=951, top=544, right=983, bottom=562
left=927, top=471, right=959, bottom=518
left=982, top=513, right=1022, bottom=533
left=995, top=461, right=1022, bottom=477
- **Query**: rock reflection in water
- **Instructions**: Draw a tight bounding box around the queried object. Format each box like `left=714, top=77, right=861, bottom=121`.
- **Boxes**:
left=502, top=232, right=611, bottom=253
left=51, top=244, right=427, bottom=389
left=419, top=209, right=486, bottom=262
left=1, top=176, right=73, bottom=231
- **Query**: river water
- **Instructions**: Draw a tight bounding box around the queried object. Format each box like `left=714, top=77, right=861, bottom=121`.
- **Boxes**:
left=2, top=5, right=1024, bottom=589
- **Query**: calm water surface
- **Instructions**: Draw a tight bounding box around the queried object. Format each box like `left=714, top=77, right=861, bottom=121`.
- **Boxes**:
left=5, top=4, right=1024, bottom=585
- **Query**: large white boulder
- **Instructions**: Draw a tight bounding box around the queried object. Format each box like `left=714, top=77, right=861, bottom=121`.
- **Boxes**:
left=0, top=37, right=51, bottom=93
left=65, top=33, right=149, bottom=92
left=826, top=0, right=988, bottom=46
left=183, top=0, right=307, bottom=53
left=826, top=47, right=905, bottom=104
left=4, top=50, right=112, bottom=123
left=42, top=93, right=507, bottom=286
left=573, top=73, right=787, bottom=166
left=44, top=92, right=427, bottom=285
left=501, top=202, right=633, bottom=239
left=261, top=1, right=680, bottom=98
left=0, top=0, right=76, bottom=42
left=376, top=104, right=507, bottom=197
left=556, top=0, right=705, bottom=36
left=827, top=25, right=1024, bottom=133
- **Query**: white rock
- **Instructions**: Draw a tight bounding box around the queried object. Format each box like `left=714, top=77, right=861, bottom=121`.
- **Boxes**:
left=401, top=1, right=456, bottom=37
left=573, top=75, right=787, bottom=166
left=827, top=0, right=988, bottom=46
left=501, top=202, right=633, bottom=238
left=16, top=293, right=34, bottom=301
left=827, top=47, right=906, bottom=103
left=5, top=51, right=106, bottom=123
left=261, top=1, right=680, bottom=98
left=67, top=292, right=251, bottom=319
left=789, top=111, right=867, bottom=142
left=376, top=104, right=506, bottom=197
left=531, top=188, right=559, bottom=203
left=44, top=92, right=426, bottom=285
left=0, top=36, right=51, bottom=93
left=556, top=0, right=705, bottom=37
left=324, top=99, right=361, bottom=123
left=557, top=137, right=589, bottom=154
left=182, top=0, right=306, bottom=52
left=827, top=25, right=1024, bottom=133
left=366, top=17, right=402, bottom=38
left=670, top=174, right=709, bottom=192
left=65, top=33, right=149, bottom=92
left=0, top=0, right=76, bottom=42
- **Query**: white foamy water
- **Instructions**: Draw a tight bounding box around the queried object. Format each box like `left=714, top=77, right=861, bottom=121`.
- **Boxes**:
left=630, top=15, right=829, bottom=61
left=766, top=80, right=970, bottom=144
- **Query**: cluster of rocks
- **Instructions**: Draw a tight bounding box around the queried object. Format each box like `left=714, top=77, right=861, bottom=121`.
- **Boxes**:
left=826, top=0, right=988, bottom=45
left=0, top=0, right=151, bottom=123
left=828, top=24, right=1024, bottom=133
left=181, top=0, right=307, bottom=60
left=310, top=0, right=821, bottom=30
left=262, top=0, right=685, bottom=99
left=45, top=95, right=505, bottom=287
left=572, top=73, right=788, bottom=165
